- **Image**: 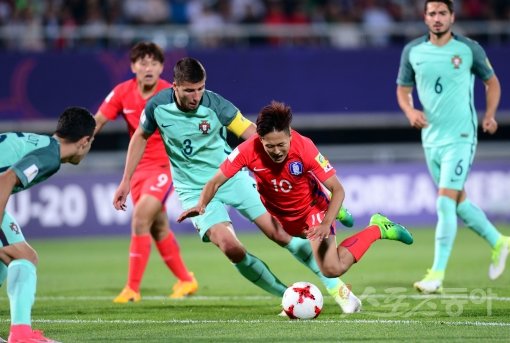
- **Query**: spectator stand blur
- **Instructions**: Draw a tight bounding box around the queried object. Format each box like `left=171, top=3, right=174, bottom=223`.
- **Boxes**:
left=0, top=0, right=509, bottom=51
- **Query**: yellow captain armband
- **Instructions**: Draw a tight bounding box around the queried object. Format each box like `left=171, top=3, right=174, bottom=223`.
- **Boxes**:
left=227, top=112, right=253, bottom=137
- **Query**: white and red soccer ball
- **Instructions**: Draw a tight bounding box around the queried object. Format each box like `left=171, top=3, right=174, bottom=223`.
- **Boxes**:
left=282, top=281, right=323, bottom=319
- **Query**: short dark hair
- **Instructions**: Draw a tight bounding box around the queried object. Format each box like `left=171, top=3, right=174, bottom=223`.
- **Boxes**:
left=424, top=0, right=454, bottom=13
left=173, top=57, right=206, bottom=84
left=54, top=107, right=95, bottom=142
left=130, top=41, right=165, bottom=64
left=256, top=101, right=292, bottom=137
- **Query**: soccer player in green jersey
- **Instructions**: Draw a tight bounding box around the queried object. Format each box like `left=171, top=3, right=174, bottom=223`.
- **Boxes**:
left=113, top=57, right=361, bottom=313
left=0, top=107, right=95, bottom=343
left=396, top=0, right=508, bottom=294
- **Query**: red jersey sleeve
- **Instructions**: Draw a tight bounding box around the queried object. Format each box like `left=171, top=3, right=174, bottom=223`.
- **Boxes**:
left=300, top=135, right=336, bottom=182
left=98, top=83, right=126, bottom=120
left=220, top=138, right=253, bottom=178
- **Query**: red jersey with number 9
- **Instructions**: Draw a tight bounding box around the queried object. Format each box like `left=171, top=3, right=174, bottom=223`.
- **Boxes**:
left=220, top=130, right=336, bottom=222
left=99, top=78, right=171, bottom=171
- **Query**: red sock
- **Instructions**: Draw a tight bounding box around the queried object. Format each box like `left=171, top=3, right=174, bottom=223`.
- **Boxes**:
left=156, top=230, right=193, bottom=281
left=340, top=225, right=381, bottom=262
left=127, top=234, right=151, bottom=292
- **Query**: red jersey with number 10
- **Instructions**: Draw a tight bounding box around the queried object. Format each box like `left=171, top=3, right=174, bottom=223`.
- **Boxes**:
left=220, top=130, right=336, bottom=221
left=99, top=78, right=171, bottom=171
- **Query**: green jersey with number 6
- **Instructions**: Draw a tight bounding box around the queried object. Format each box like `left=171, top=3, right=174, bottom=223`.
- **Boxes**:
left=0, top=132, right=61, bottom=193
left=396, top=34, right=495, bottom=148
left=141, top=88, right=239, bottom=191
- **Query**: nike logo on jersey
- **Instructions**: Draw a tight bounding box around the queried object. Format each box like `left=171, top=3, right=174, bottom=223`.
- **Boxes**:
left=149, top=186, right=163, bottom=192
left=123, top=109, right=136, bottom=114
left=253, top=167, right=268, bottom=172
left=161, top=123, right=174, bottom=128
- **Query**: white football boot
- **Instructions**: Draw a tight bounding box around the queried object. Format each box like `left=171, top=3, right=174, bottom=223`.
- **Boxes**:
left=328, top=283, right=362, bottom=314
left=489, top=236, right=510, bottom=280
left=414, top=269, right=444, bottom=294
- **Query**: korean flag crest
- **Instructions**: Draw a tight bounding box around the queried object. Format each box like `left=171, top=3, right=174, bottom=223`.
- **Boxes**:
left=289, top=161, right=303, bottom=176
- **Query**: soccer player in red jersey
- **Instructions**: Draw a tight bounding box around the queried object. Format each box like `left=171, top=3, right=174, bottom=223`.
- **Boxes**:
left=179, top=101, right=413, bottom=278
left=94, top=42, right=197, bottom=303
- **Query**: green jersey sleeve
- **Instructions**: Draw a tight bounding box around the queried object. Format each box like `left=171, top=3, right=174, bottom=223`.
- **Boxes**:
left=140, top=95, right=160, bottom=136
left=456, top=35, right=495, bottom=81
left=201, top=90, right=239, bottom=126
left=397, top=36, right=427, bottom=86
left=3, top=135, right=61, bottom=193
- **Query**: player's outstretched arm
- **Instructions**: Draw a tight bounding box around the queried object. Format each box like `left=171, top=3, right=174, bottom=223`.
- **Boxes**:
left=93, top=111, right=110, bottom=136
left=482, top=75, right=501, bottom=134
left=397, top=85, right=428, bottom=129
left=177, top=170, right=230, bottom=222
left=113, top=126, right=149, bottom=211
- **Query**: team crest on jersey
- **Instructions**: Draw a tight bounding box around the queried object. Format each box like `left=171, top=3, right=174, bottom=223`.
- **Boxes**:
left=451, top=55, right=462, bottom=69
left=9, top=222, right=20, bottom=234
left=199, top=120, right=211, bottom=134
left=289, top=161, right=303, bottom=176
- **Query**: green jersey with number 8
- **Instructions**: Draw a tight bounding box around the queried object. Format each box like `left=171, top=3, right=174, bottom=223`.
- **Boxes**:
left=141, top=88, right=240, bottom=191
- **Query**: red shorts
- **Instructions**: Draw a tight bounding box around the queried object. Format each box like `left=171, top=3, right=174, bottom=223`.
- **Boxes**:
left=130, top=167, right=174, bottom=207
left=274, top=195, right=336, bottom=237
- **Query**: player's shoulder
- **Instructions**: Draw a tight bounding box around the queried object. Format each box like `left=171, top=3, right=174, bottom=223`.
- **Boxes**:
left=403, top=34, right=428, bottom=52
left=112, top=78, right=137, bottom=94
left=146, top=87, right=174, bottom=111
left=453, top=33, right=484, bottom=51
left=157, top=79, right=172, bottom=90
left=201, top=89, right=227, bottom=107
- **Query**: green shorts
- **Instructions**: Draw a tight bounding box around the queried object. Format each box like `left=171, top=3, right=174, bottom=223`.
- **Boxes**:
left=424, top=143, right=476, bottom=191
left=1, top=211, right=26, bottom=247
left=178, top=171, right=266, bottom=242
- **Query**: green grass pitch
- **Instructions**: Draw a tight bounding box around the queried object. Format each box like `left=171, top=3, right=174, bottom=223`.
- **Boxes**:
left=1, top=225, right=509, bottom=342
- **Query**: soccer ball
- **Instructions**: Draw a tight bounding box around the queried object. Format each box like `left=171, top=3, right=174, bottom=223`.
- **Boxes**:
left=281, top=281, right=323, bottom=319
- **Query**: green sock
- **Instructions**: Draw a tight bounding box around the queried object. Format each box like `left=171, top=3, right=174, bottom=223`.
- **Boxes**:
left=431, top=196, right=457, bottom=271
left=0, top=261, right=7, bottom=287
left=457, top=199, right=501, bottom=247
left=285, top=237, right=339, bottom=290
left=7, top=259, right=37, bottom=325
left=234, top=253, right=287, bottom=297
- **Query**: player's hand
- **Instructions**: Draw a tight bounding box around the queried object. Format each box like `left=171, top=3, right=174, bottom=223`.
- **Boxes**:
left=305, top=223, right=330, bottom=241
left=482, top=116, right=498, bottom=134
left=113, top=180, right=130, bottom=211
left=177, top=206, right=205, bottom=223
left=406, top=109, right=428, bottom=129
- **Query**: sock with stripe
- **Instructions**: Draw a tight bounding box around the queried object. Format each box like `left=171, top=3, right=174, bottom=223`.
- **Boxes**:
left=127, top=234, right=151, bottom=292
left=155, top=230, right=193, bottom=282
left=339, top=225, right=381, bottom=262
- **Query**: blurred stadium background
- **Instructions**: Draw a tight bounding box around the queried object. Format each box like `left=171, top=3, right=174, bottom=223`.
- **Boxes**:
left=1, top=0, right=509, bottom=238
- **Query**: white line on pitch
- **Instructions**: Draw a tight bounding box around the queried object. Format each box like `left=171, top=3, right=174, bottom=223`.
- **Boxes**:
left=0, top=294, right=509, bottom=302
left=0, top=318, right=507, bottom=327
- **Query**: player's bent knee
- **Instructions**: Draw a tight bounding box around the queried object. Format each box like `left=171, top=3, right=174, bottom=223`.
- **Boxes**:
left=321, top=266, right=341, bottom=278
left=320, top=262, right=346, bottom=278
left=3, top=242, right=39, bottom=266
left=208, top=231, right=246, bottom=261
left=131, top=216, right=153, bottom=234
